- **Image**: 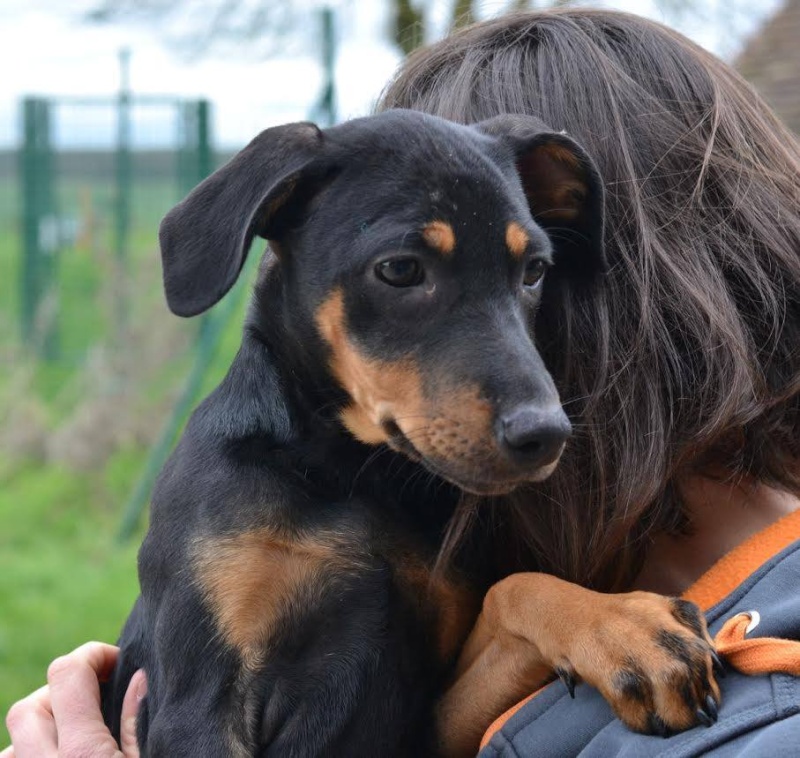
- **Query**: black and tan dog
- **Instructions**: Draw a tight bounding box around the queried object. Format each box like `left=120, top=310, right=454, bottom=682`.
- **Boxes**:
left=101, top=110, right=720, bottom=757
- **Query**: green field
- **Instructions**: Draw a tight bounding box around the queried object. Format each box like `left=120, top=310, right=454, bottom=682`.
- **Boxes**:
left=0, top=173, right=253, bottom=740
left=0, top=456, right=143, bottom=716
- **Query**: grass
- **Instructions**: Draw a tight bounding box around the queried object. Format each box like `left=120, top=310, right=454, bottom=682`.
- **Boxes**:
left=0, top=456, right=143, bottom=722
left=0, top=169, right=254, bottom=742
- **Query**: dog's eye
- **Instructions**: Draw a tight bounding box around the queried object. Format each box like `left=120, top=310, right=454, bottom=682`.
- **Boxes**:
left=523, top=260, right=548, bottom=289
left=375, top=258, right=424, bottom=288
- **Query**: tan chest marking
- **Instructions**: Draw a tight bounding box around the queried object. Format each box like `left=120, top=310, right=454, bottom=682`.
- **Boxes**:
left=191, top=529, right=363, bottom=670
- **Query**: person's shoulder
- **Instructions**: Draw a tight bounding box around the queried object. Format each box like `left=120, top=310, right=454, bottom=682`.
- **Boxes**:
left=724, top=710, right=800, bottom=757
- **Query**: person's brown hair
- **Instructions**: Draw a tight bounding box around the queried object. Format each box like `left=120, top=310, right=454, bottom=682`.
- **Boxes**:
left=378, top=9, right=800, bottom=590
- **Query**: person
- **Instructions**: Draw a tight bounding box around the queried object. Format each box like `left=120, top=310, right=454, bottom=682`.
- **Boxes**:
left=5, top=8, right=799, bottom=756
left=2, top=643, right=144, bottom=758
left=380, top=6, right=800, bottom=593
left=376, top=8, right=800, bottom=755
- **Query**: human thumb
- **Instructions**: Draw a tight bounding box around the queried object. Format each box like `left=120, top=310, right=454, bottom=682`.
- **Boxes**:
left=119, top=669, right=146, bottom=757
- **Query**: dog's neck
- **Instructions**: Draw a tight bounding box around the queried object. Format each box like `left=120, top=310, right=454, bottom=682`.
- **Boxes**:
left=633, top=475, right=800, bottom=595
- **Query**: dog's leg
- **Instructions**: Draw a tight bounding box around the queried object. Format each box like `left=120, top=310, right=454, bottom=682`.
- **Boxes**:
left=143, top=525, right=446, bottom=757
left=436, top=606, right=551, bottom=757
left=437, top=573, right=721, bottom=757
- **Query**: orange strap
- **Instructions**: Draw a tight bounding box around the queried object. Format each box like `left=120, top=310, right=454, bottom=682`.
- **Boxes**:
left=715, top=612, right=800, bottom=677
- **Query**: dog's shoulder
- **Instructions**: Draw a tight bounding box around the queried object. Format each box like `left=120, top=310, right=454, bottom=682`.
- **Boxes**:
left=191, top=333, right=295, bottom=444
left=146, top=333, right=304, bottom=533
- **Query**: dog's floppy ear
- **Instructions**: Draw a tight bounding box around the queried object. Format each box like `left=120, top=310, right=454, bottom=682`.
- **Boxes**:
left=160, top=122, right=331, bottom=317
left=476, top=114, right=606, bottom=277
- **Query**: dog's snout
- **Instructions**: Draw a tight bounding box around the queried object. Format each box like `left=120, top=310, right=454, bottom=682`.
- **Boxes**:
left=499, top=405, right=571, bottom=466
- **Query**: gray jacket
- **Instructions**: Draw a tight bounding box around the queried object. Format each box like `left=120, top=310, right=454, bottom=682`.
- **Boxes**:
left=480, top=529, right=800, bottom=757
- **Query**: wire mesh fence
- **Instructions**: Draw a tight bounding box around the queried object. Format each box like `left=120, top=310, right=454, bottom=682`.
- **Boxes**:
left=0, top=93, right=222, bottom=478
left=13, top=95, right=211, bottom=364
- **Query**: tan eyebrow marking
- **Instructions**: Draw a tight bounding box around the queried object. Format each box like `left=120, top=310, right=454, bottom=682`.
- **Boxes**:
left=506, top=222, right=530, bottom=259
left=422, top=220, right=456, bottom=256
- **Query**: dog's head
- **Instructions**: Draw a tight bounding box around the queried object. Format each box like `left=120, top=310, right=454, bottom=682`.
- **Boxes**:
left=160, top=110, right=605, bottom=495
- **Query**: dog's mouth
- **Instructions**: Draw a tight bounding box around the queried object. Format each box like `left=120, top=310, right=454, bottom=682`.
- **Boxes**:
left=381, top=418, right=419, bottom=458
left=380, top=418, right=536, bottom=496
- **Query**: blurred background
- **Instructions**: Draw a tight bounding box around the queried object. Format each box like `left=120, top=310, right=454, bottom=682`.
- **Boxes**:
left=0, top=0, right=796, bottom=734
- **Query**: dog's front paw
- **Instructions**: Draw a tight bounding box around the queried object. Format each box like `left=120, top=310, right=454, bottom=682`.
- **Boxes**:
left=562, top=594, right=722, bottom=736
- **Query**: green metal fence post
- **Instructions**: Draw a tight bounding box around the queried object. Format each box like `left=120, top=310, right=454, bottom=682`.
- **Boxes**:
left=117, top=99, right=216, bottom=541
left=197, top=100, right=212, bottom=179
left=19, top=96, right=58, bottom=359
left=20, top=98, right=38, bottom=345
left=177, top=99, right=212, bottom=195
left=115, top=48, right=132, bottom=341
left=178, top=99, right=216, bottom=354
left=310, top=8, right=337, bottom=127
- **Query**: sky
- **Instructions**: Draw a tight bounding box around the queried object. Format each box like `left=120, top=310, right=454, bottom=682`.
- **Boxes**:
left=0, top=0, right=784, bottom=150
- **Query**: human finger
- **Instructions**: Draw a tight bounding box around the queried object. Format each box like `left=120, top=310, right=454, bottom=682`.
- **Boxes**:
left=4, top=684, right=57, bottom=758
left=119, top=670, right=146, bottom=757
left=47, top=642, right=121, bottom=755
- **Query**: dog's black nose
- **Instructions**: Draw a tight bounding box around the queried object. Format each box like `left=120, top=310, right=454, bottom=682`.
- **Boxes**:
left=499, top=405, right=571, bottom=466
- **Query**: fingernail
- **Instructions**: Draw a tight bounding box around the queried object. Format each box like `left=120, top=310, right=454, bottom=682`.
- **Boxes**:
left=705, top=694, right=718, bottom=722
left=555, top=667, right=576, bottom=699
left=695, top=708, right=713, bottom=727
left=648, top=714, right=671, bottom=738
left=134, top=670, right=148, bottom=702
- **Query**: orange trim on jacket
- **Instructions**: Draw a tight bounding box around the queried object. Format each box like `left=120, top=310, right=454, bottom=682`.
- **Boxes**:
left=683, top=508, right=800, bottom=611
left=480, top=691, right=539, bottom=748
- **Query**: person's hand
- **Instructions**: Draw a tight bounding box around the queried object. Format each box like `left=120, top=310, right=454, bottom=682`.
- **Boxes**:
left=2, top=642, right=145, bottom=758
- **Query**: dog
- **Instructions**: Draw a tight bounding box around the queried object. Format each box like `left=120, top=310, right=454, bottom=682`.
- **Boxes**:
left=101, top=110, right=720, bottom=757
